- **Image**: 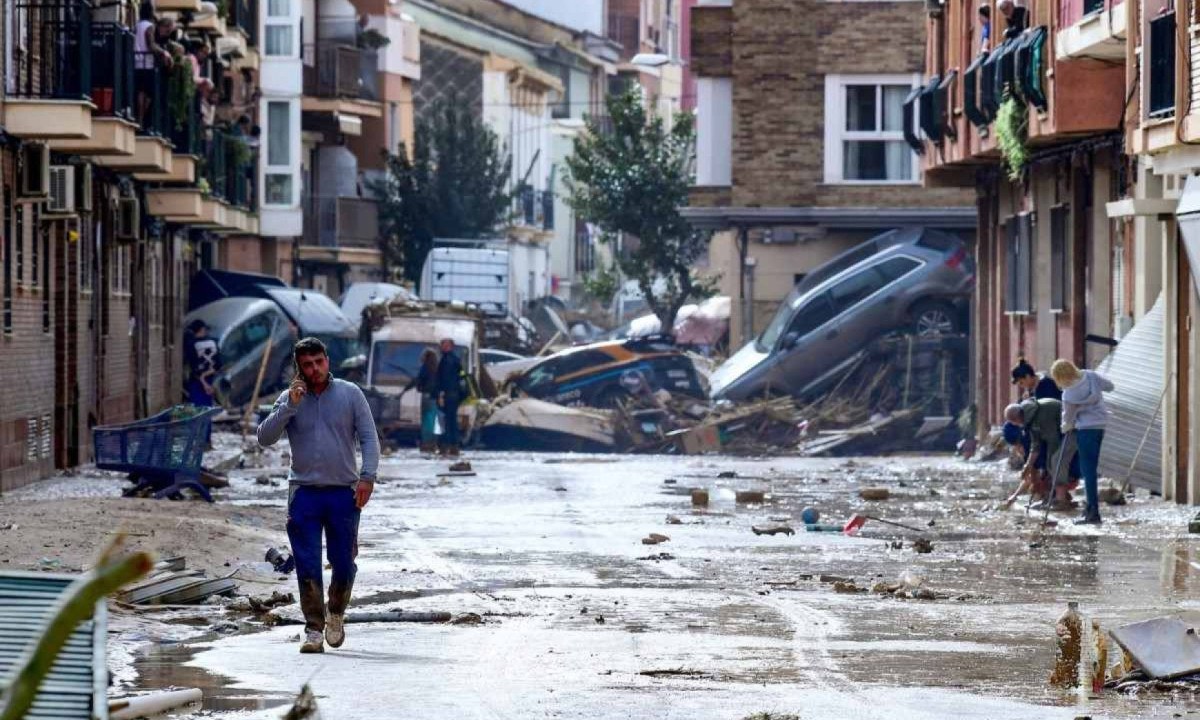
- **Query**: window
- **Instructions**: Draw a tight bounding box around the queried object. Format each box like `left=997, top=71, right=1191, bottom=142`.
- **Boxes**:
left=265, top=0, right=294, bottom=56
left=15, top=204, right=23, bottom=285
left=1049, top=205, right=1069, bottom=312
left=829, top=268, right=888, bottom=314
left=1148, top=12, right=1176, bottom=118
left=824, top=75, right=921, bottom=184
left=40, top=223, right=49, bottom=333
left=787, top=293, right=837, bottom=339
left=265, top=101, right=294, bottom=206
left=875, top=256, right=922, bottom=282
left=2, top=186, right=10, bottom=334
left=1005, top=214, right=1033, bottom=313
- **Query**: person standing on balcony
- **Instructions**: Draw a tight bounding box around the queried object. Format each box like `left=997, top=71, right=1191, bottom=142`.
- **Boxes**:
left=998, top=0, right=1028, bottom=40
left=134, top=5, right=174, bottom=127
left=979, top=4, right=991, bottom=49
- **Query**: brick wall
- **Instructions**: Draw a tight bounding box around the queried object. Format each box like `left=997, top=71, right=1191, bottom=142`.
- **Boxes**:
left=725, top=0, right=972, bottom=210
left=0, top=155, right=56, bottom=488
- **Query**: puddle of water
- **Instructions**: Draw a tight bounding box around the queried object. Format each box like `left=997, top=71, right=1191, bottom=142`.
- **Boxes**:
left=132, top=631, right=293, bottom=713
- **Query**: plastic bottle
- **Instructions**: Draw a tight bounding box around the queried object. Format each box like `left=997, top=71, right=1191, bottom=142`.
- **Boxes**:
left=1050, top=601, right=1082, bottom=687
left=1091, top=619, right=1108, bottom=694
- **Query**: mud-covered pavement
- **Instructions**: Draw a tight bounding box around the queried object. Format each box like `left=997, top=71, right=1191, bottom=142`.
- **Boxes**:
left=118, top=449, right=1200, bottom=719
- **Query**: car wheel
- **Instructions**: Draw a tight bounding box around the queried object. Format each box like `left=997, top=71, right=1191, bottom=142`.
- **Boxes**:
left=912, top=301, right=959, bottom=337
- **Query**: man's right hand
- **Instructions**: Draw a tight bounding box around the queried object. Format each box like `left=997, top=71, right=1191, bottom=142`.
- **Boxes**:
left=289, top=378, right=307, bottom=406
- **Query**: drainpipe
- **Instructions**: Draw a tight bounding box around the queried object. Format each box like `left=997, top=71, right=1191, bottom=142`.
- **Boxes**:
left=744, top=255, right=757, bottom=342
left=735, top=225, right=749, bottom=344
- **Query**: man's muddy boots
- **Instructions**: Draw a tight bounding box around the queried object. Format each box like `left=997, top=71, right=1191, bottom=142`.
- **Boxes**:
left=300, top=630, right=324, bottom=653
left=325, top=612, right=345, bottom=648
left=297, top=578, right=327, bottom=654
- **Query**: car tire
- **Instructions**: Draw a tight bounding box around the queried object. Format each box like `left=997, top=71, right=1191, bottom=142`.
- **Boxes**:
left=911, top=300, right=960, bottom=337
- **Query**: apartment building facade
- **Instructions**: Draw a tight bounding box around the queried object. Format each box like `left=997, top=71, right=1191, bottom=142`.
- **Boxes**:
left=1, top=0, right=259, bottom=488
left=685, top=0, right=976, bottom=347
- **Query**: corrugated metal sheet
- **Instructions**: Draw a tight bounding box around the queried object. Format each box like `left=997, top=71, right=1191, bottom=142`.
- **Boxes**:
left=1097, top=294, right=1165, bottom=491
left=0, top=572, right=107, bottom=719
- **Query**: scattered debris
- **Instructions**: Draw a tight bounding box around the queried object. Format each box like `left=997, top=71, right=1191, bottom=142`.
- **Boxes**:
left=859, top=487, right=890, bottom=501
left=691, top=489, right=709, bottom=507
left=273, top=611, right=453, bottom=625
left=281, top=684, right=319, bottom=720
left=265, top=547, right=295, bottom=574
left=450, top=613, right=484, bottom=625
left=449, top=461, right=473, bottom=473
left=735, top=490, right=765, bottom=503
left=637, top=553, right=676, bottom=561
left=833, top=581, right=865, bottom=594
left=554, top=486, right=568, bottom=492
left=641, top=533, right=670, bottom=545
left=1099, top=487, right=1127, bottom=506
left=638, top=668, right=710, bottom=678
left=911, top=538, right=934, bottom=554
left=751, top=525, right=794, bottom=536
left=1110, top=615, right=1200, bottom=680
left=665, top=515, right=682, bottom=525
left=247, top=591, right=295, bottom=613
left=843, top=513, right=927, bottom=535
left=717, top=471, right=738, bottom=479
left=118, top=569, right=238, bottom=606
left=594, top=615, right=606, bottom=624
left=1050, top=602, right=1083, bottom=687
left=109, top=688, right=203, bottom=720
left=800, top=507, right=819, bottom=524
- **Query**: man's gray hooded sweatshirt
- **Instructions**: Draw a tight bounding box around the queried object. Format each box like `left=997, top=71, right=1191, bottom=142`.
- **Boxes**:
left=257, top=378, right=380, bottom=486
left=1060, top=370, right=1114, bottom=432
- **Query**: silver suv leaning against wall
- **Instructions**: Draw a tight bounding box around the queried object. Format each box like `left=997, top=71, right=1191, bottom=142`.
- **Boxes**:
left=709, top=227, right=973, bottom=401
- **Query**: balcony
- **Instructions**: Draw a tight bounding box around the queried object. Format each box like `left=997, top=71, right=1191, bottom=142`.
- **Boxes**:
left=4, top=0, right=95, bottom=139
left=47, top=22, right=137, bottom=155
left=922, top=17, right=1126, bottom=184
left=201, top=128, right=257, bottom=211
left=299, top=196, right=382, bottom=265
left=96, top=52, right=188, bottom=174
left=512, top=186, right=554, bottom=233
left=1057, top=0, right=1127, bottom=60
left=302, top=43, right=382, bottom=119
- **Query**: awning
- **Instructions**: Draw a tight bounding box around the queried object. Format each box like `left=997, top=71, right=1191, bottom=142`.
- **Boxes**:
left=679, top=206, right=978, bottom=231
left=1095, top=293, right=1165, bottom=491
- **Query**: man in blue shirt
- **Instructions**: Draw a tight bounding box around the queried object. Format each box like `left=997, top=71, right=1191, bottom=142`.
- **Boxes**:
left=258, top=337, right=380, bottom=653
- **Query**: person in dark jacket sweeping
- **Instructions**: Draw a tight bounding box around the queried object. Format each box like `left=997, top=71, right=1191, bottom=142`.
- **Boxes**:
left=436, top=338, right=464, bottom=456
left=257, top=337, right=379, bottom=653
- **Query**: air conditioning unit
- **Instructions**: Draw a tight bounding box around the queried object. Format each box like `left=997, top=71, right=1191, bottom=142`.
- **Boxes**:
left=75, top=164, right=93, bottom=213
left=116, top=197, right=140, bottom=240
left=19, top=143, right=50, bottom=199
left=45, top=166, right=76, bottom=215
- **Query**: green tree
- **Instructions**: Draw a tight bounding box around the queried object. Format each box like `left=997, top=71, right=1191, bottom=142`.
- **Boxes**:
left=370, top=96, right=512, bottom=285
left=565, top=88, right=713, bottom=330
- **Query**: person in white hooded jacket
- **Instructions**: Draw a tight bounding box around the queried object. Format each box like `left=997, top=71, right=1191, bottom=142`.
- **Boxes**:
left=1051, top=359, right=1114, bottom=525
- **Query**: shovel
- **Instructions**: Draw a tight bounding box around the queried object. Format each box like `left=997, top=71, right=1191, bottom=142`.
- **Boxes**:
left=843, top=514, right=926, bottom=536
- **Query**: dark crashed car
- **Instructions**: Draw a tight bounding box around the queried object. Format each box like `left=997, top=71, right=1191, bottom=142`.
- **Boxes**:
left=509, top=337, right=705, bottom=408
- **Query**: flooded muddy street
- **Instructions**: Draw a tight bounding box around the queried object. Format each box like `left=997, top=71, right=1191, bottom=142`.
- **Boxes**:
left=136, top=451, right=1200, bottom=719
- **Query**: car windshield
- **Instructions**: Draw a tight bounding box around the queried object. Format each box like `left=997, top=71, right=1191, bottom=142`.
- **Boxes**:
left=370, top=341, right=467, bottom=386
left=757, top=285, right=805, bottom=351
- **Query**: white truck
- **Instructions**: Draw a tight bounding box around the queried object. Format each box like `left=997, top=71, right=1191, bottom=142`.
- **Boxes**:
left=361, top=302, right=485, bottom=447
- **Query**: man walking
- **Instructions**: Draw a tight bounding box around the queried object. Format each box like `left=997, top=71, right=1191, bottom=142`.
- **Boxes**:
left=436, top=338, right=464, bottom=456
left=257, top=338, right=380, bottom=653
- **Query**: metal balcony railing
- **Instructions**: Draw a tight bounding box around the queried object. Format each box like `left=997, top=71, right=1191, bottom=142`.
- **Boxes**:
left=305, top=196, right=379, bottom=248
left=224, top=139, right=256, bottom=210
left=302, top=43, right=379, bottom=101
left=90, top=23, right=135, bottom=120
left=134, top=51, right=168, bottom=137
left=513, top=186, right=554, bottom=231
left=12, top=0, right=92, bottom=101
